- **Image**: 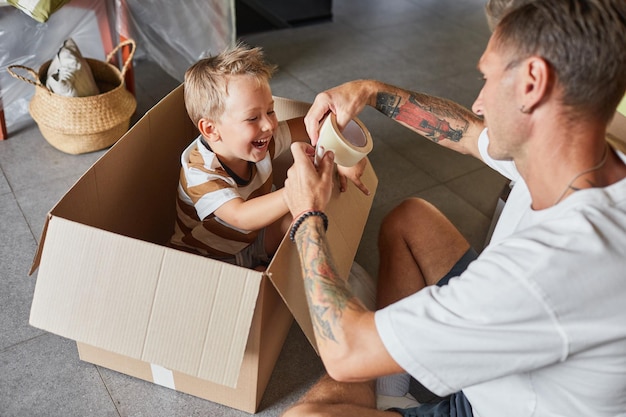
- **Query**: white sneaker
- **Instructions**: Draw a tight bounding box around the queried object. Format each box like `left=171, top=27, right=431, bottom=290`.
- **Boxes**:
left=376, top=392, right=420, bottom=410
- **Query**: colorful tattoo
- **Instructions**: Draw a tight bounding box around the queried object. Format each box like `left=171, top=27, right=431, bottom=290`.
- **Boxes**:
left=294, top=217, right=355, bottom=344
left=375, top=92, right=471, bottom=143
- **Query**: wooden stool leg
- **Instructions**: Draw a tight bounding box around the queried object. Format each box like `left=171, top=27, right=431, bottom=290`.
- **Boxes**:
left=0, top=107, right=7, bottom=140
left=118, top=1, right=135, bottom=96
left=90, top=0, right=134, bottom=96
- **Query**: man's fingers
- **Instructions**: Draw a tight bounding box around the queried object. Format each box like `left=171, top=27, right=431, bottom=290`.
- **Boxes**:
left=304, top=95, right=332, bottom=144
left=304, top=116, right=322, bottom=145
left=334, top=113, right=352, bottom=132
left=319, top=149, right=335, bottom=182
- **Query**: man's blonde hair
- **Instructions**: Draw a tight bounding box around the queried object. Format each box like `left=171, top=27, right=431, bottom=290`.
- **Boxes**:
left=184, top=43, right=277, bottom=126
left=494, top=0, right=626, bottom=125
left=485, top=0, right=533, bottom=30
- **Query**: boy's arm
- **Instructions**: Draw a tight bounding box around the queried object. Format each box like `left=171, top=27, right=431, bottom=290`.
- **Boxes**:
left=213, top=188, right=289, bottom=231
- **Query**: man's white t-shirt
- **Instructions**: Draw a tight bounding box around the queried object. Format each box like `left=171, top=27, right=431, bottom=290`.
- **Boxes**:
left=375, top=129, right=626, bottom=417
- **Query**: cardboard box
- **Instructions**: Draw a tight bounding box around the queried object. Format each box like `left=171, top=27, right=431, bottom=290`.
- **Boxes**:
left=28, top=85, right=378, bottom=413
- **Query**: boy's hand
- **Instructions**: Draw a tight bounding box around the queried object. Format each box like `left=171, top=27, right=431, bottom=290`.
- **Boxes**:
left=336, top=157, right=370, bottom=195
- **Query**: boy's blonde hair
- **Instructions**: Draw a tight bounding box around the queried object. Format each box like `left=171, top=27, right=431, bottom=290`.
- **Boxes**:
left=184, top=43, right=277, bottom=126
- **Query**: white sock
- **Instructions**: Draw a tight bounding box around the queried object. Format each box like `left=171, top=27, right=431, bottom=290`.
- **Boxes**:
left=376, top=373, right=411, bottom=397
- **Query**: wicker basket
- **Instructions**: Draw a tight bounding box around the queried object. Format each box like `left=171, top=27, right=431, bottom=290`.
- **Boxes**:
left=8, top=40, right=137, bottom=155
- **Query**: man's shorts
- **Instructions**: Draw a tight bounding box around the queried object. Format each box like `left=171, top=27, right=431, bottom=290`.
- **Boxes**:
left=390, top=391, right=473, bottom=417
left=436, top=248, right=478, bottom=287
left=393, top=248, right=478, bottom=417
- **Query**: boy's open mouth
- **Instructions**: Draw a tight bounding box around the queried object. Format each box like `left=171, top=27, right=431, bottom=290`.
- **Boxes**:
left=252, top=138, right=269, bottom=149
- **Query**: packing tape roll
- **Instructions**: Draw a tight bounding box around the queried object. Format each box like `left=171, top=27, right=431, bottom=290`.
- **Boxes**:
left=315, top=113, right=373, bottom=167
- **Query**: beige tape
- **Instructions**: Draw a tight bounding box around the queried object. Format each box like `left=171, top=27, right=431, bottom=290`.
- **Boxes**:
left=316, top=113, right=373, bottom=167
left=151, top=363, right=176, bottom=390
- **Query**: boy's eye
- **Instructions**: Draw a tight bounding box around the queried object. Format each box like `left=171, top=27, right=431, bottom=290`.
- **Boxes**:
left=246, top=110, right=274, bottom=122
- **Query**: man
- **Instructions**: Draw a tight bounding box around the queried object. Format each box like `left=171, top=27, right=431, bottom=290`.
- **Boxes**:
left=281, top=1, right=626, bottom=416
left=484, top=0, right=626, bottom=153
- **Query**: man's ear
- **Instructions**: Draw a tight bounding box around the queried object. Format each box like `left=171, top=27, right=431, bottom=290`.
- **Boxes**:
left=198, top=118, right=220, bottom=142
left=519, top=56, right=551, bottom=112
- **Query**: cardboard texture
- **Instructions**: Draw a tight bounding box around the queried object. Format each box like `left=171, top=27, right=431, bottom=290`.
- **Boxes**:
left=29, top=85, right=378, bottom=413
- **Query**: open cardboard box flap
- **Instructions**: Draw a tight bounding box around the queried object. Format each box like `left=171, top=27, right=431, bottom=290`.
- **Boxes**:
left=30, top=218, right=262, bottom=387
left=28, top=85, right=377, bottom=390
left=267, top=163, right=377, bottom=352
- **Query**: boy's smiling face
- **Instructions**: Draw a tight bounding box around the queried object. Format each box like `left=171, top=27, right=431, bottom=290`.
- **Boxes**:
left=209, top=74, right=278, bottom=165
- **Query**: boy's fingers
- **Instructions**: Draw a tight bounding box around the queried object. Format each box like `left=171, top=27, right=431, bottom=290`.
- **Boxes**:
left=291, top=142, right=316, bottom=167
left=338, top=173, right=348, bottom=192
left=353, top=179, right=370, bottom=195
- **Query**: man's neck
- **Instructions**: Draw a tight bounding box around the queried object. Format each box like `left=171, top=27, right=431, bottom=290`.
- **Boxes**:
left=520, top=127, right=621, bottom=210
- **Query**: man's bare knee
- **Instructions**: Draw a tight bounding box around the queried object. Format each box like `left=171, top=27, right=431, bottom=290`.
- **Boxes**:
left=281, top=403, right=332, bottom=417
left=380, top=198, right=436, bottom=239
left=282, top=402, right=394, bottom=417
left=378, top=197, right=469, bottom=287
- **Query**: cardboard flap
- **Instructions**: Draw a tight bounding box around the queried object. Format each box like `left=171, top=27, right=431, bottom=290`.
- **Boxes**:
left=267, top=161, right=378, bottom=352
left=29, top=213, right=52, bottom=275
left=30, top=217, right=261, bottom=388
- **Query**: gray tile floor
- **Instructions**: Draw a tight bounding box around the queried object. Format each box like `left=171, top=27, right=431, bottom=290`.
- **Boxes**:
left=0, top=0, right=508, bottom=415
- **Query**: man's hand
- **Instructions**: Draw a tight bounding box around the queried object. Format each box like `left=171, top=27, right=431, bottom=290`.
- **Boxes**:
left=283, top=142, right=335, bottom=215
left=304, top=80, right=375, bottom=144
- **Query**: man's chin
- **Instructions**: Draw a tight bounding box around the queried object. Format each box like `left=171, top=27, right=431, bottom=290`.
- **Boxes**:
left=487, top=147, right=514, bottom=162
left=492, top=155, right=514, bottom=161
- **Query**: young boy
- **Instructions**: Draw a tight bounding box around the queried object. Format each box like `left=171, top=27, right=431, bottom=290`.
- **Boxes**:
left=170, top=43, right=365, bottom=269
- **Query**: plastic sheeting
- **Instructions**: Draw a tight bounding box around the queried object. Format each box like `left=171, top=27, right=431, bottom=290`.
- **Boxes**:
left=1, top=0, right=235, bottom=131
left=119, top=0, right=235, bottom=82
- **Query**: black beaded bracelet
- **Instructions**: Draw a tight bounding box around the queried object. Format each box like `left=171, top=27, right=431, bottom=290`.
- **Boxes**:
left=289, top=210, right=329, bottom=242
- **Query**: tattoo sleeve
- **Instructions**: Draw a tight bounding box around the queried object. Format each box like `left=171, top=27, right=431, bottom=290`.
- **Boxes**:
left=294, top=217, right=360, bottom=345
left=375, top=90, right=474, bottom=143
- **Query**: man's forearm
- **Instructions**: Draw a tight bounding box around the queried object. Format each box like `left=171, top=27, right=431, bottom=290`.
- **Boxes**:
left=293, top=216, right=364, bottom=346
left=368, top=81, right=484, bottom=156
left=292, top=215, right=403, bottom=381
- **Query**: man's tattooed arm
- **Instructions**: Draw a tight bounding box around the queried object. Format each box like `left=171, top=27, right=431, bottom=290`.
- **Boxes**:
left=290, top=211, right=405, bottom=381
left=293, top=216, right=365, bottom=347
left=375, top=89, right=479, bottom=144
